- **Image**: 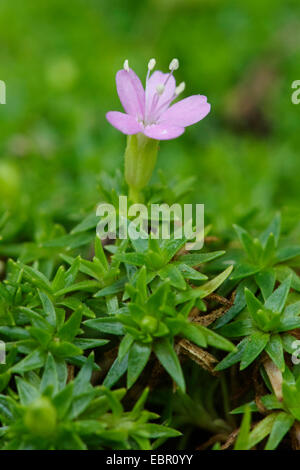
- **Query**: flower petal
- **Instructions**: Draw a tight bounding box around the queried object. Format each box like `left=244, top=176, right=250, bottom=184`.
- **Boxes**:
left=145, top=71, right=176, bottom=120
left=143, top=123, right=184, bottom=140
left=106, top=111, right=142, bottom=135
left=116, top=69, right=145, bottom=118
left=159, top=95, right=210, bottom=127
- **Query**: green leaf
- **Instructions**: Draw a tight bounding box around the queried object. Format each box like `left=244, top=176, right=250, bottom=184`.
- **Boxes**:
left=17, top=306, right=53, bottom=331
left=181, top=323, right=207, bottom=348
left=12, top=349, right=46, bottom=373
left=38, top=290, right=57, bottom=328
left=0, top=395, right=20, bottom=422
left=153, top=338, right=185, bottom=392
left=0, top=327, right=30, bottom=341
left=240, top=331, right=270, bottom=370
left=71, top=213, right=100, bottom=234
left=176, top=264, right=207, bottom=281
left=51, top=266, right=66, bottom=292
left=161, top=238, right=187, bottom=263
left=233, top=224, right=258, bottom=259
left=230, top=263, right=260, bottom=281
left=60, top=254, right=102, bottom=281
left=64, top=257, right=81, bottom=287
left=73, top=338, right=108, bottom=350
left=231, top=395, right=283, bottom=414
left=27, top=327, right=52, bottom=346
left=58, top=307, right=83, bottom=342
left=103, top=354, right=128, bottom=389
left=147, top=282, right=169, bottom=315
left=260, top=213, right=281, bottom=248
left=265, top=335, right=285, bottom=371
left=55, top=359, right=68, bottom=390
left=177, top=251, right=225, bottom=267
left=94, top=278, right=127, bottom=298
left=133, top=423, right=181, bottom=439
left=279, top=301, right=300, bottom=332
left=198, top=325, right=236, bottom=352
left=282, top=333, right=298, bottom=353
left=54, top=280, right=99, bottom=297
left=0, top=371, right=11, bottom=393
left=159, top=264, right=186, bottom=290
left=282, top=382, right=300, bottom=419
left=58, top=297, right=95, bottom=319
left=234, top=406, right=251, bottom=450
left=265, top=412, right=294, bottom=450
left=100, top=387, right=123, bottom=417
left=255, top=269, right=276, bottom=301
left=265, top=276, right=291, bottom=313
left=134, top=265, right=148, bottom=303
left=244, top=288, right=264, bottom=326
left=215, top=338, right=249, bottom=371
left=73, top=353, right=94, bottom=395
left=127, top=342, right=151, bottom=388
left=276, top=245, right=300, bottom=263
left=276, top=266, right=300, bottom=293
left=131, top=388, right=149, bottom=417
left=67, top=392, right=95, bottom=420
left=214, top=278, right=256, bottom=329
left=49, top=340, right=82, bottom=358
left=218, top=319, right=254, bottom=338
left=21, top=264, right=52, bottom=292
left=52, top=383, right=74, bottom=419
left=94, top=236, right=109, bottom=269
left=198, top=266, right=233, bottom=297
left=262, top=233, right=276, bottom=264
left=118, top=334, right=134, bottom=361
left=113, top=252, right=148, bottom=267
left=247, top=413, right=278, bottom=449
left=15, top=377, right=40, bottom=406
left=84, top=317, right=125, bottom=335
left=40, top=353, right=58, bottom=394
left=42, top=232, right=94, bottom=250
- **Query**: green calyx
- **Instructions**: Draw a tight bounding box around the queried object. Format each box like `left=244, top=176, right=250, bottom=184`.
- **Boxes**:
left=124, top=133, right=159, bottom=203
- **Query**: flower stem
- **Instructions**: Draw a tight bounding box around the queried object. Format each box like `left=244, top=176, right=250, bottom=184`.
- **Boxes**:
left=124, top=133, right=159, bottom=203
left=128, top=185, right=142, bottom=203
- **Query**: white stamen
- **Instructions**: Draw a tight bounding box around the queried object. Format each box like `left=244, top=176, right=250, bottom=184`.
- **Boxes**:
left=148, top=58, right=156, bottom=71
left=169, top=58, right=179, bottom=71
left=175, top=81, right=185, bottom=96
left=156, top=84, right=165, bottom=95
left=123, top=59, right=129, bottom=72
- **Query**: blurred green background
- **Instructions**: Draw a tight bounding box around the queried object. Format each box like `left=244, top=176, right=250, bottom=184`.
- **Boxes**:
left=1, top=0, right=300, bottom=242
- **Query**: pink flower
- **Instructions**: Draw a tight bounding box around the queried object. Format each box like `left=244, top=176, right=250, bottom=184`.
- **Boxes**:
left=106, top=58, right=211, bottom=140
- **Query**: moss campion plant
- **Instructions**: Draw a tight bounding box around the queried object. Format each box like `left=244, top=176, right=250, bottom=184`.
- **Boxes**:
left=1, top=59, right=300, bottom=451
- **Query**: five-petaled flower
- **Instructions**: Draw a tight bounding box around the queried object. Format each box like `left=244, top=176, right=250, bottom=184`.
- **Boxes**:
left=106, top=58, right=211, bottom=140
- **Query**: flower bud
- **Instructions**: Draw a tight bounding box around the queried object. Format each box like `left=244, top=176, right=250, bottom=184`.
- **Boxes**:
left=141, top=315, right=158, bottom=334
left=24, top=397, right=57, bottom=438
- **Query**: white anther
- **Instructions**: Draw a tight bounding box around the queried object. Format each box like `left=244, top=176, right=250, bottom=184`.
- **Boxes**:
left=123, top=59, right=129, bottom=72
left=156, top=84, right=165, bottom=95
left=169, top=58, right=179, bottom=71
left=175, top=82, right=185, bottom=95
left=148, top=58, right=156, bottom=71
